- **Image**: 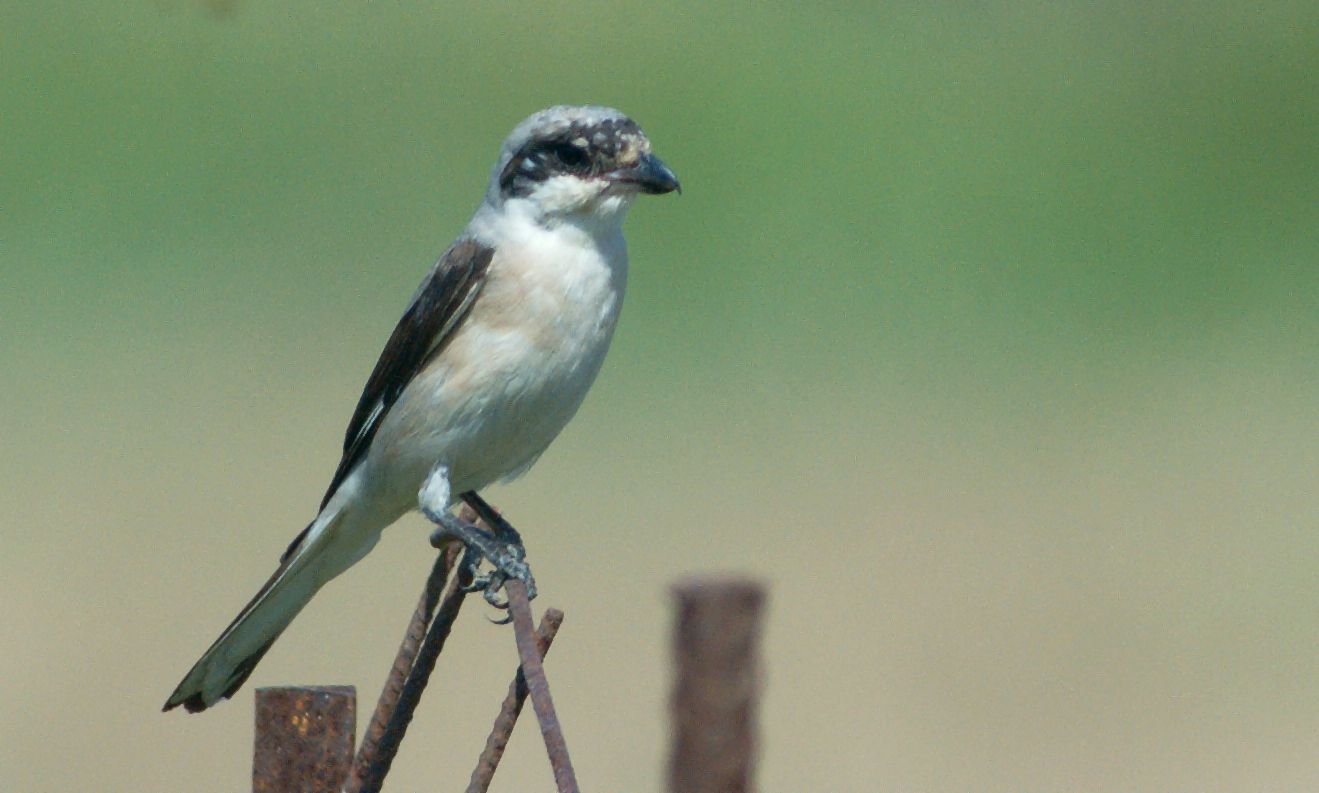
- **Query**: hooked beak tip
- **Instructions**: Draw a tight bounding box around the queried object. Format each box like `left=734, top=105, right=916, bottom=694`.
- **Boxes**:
left=613, top=153, right=680, bottom=195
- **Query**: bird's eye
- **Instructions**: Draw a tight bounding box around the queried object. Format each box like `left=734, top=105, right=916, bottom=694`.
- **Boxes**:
left=551, top=143, right=589, bottom=170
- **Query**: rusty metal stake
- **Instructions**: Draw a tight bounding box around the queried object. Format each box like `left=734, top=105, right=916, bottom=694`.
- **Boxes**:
left=344, top=543, right=462, bottom=793
left=505, top=580, right=579, bottom=793
left=254, top=685, right=356, bottom=793
left=457, top=493, right=580, bottom=793
left=668, top=576, right=766, bottom=793
left=352, top=540, right=472, bottom=793
left=465, top=608, right=565, bottom=793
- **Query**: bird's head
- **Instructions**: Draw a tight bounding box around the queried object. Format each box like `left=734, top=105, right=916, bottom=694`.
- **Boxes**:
left=486, top=105, right=679, bottom=228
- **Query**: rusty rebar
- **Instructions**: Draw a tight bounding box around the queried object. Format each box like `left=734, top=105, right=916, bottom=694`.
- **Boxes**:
left=456, top=493, right=579, bottom=793
left=352, top=540, right=472, bottom=793
left=505, top=580, right=579, bottom=793
left=344, top=544, right=460, bottom=793
left=668, top=576, right=766, bottom=793
left=254, top=685, right=356, bottom=793
left=464, top=608, right=565, bottom=793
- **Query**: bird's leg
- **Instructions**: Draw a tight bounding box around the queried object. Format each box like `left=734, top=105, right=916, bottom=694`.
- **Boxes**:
left=417, top=466, right=535, bottom=611
left=461, top=491, right=524, bottom=553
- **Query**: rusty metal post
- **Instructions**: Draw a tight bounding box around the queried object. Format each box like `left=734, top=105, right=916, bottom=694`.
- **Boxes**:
left=669, top=576, right=766, bottom=793
left=353, top=546, right=471, bottom=793
left=253, top=685, right=356, bottom=793
left=465, top=608, right=565, bottom=793
left=346, top=542, right=463, bottom=793
left=504, top=581, right=579, bottom=793
left=459, top=491, right=580, bottom=793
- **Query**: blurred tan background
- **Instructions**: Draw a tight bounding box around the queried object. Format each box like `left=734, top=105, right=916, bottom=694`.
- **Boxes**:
left=4, top=2, right=1319, bottom=791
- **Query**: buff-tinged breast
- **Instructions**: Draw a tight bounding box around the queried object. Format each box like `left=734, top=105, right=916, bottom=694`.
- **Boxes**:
left=362, top=217, right=629, bottom=500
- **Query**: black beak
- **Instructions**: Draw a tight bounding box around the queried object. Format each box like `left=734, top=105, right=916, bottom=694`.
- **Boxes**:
left=610, top=152, right=681, bottom=195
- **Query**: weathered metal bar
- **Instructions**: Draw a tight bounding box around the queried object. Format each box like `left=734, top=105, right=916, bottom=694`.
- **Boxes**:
left=505, top=581, right=579, bottom=793
left=353, top=542, right=470, bottom=793
left=344, top=545, right=459, bottom=793
left=253, top=685, right=356, bottom=793
left=668, top=577, right=766, bottom=793
left=464, top=608, right=565, bottom=793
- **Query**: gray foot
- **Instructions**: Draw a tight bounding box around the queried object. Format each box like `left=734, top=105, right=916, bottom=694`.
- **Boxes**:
left=425, top=505, right=537, bottom=612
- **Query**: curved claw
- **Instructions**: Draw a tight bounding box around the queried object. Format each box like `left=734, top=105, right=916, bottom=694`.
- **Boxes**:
left=483, top=587, right=509, bottom=609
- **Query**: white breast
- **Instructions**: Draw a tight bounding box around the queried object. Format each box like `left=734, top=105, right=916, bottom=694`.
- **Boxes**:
left=361, top=212, right=629, bottom=515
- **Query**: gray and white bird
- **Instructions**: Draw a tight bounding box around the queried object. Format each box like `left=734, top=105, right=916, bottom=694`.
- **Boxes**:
left=164, top=105, right=679, bottom=713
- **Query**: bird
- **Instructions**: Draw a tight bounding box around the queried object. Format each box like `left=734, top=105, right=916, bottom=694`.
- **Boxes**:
left=164, top=105, right=679, bottom=713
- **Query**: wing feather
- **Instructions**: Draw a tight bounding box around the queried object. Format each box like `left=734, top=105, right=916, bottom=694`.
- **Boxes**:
left=290, top=238, right=493, bottom=551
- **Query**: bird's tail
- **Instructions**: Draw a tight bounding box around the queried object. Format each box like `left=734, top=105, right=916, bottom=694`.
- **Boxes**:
left=163, top=505, right=375, bottom=713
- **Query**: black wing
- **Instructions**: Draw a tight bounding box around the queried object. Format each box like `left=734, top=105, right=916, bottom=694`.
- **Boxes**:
left=304, top=238, right=493, bottom=537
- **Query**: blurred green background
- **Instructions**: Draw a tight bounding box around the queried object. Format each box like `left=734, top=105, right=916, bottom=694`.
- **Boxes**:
left=4, top=2, right=1319, bottom=791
